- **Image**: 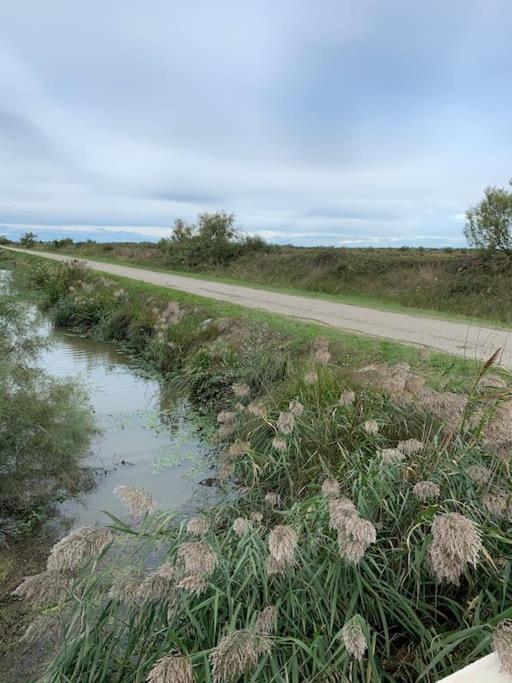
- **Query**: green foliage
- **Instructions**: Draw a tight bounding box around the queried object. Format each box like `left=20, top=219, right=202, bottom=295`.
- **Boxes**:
left=0, top=295, right=95, bottom=538
left=465, top=181, right=512, bottom=254
left=159, top=211, right=270, bottom=268
left=19, top=231, right=38, bottom=248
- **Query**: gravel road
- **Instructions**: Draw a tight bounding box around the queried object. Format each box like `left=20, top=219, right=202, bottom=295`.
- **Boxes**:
left=5, top=247, right=511, bottom=368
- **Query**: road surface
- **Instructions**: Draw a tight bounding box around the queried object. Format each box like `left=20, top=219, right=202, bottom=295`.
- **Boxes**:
left=4, top=247, right=511, bottom=368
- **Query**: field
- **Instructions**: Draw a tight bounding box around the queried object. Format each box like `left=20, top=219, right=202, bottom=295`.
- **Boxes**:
left=5, top=250, right=512, bottom=682
left=28, top=240, right=512, bottom=326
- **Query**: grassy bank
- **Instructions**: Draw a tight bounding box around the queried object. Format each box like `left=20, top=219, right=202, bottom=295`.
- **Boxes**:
left=27, top=240, right=512, bottom=326
left=7, top=252, right=512, bottom=682
left=0, top=265, right=96, bottom=681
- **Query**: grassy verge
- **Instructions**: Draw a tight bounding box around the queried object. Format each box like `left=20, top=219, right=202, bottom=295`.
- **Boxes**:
left=17, top=246, right=512, bottom=330
left=7, top=251, right=512, bottom=682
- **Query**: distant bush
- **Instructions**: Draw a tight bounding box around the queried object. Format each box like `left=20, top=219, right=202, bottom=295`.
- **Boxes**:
left=0, top=235, right=11, bottom=245
left=159, top=211, right=270, bottom=268
left=465, top=181, right=512, bottom=254
left=51, top=238, right=74, bottom=249
left=19, top=231, right=38, bottom=248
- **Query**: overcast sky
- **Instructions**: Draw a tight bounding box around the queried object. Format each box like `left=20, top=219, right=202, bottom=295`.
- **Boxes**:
left=1, top=1, right=511, bottom=246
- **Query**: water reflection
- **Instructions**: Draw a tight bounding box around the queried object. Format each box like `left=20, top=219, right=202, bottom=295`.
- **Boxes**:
left=38, top=325, right=215, bottom=529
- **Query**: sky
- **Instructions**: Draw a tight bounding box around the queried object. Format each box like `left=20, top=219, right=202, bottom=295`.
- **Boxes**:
left=0, top=1, right=511, bottom=247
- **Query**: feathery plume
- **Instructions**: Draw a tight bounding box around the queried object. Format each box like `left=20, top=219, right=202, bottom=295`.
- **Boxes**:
left=288, top=399, right=304, bottom=417
left=482, top=491, right=512, bottom=520
left=177, top=574, right=209, bottom=596
left=147, top=652, right=195, bottom=683
left=264, top=492, right=282, bottom=508
left=217, top=410, right=236, bottom=425
left=313, top=349, right=331, bottom=365
left=113, top=485, right=157, bottom=517
left=342, top=617, right=367, bottom=661
left=232, top=517, right=251, bottom=536
left=428, top=512, right=482, bottom=584
left=177, top=541, right=217, bottom=576
left=397, top=439, right=424, bottom=456
left=13, top=570, right=69, bottom=608
left=277, top=411, right=295, bottom=435
left=328, top=497, right=357, bottom=531
left=271, top=436, right=287, bottom=452
left=338, top=535, right=368, bottom=565
left=250, top=511, right=263, bottom=524
left=228, top=440, right=250, bottom=457
left=47, top=526, right=112, bottom=571
left=321, top=478, right=340, bottom=498
left=108, top=568, right=143, bottom=604
left=264, top=555, right=289, bottom=576
left=232, top=383, right=250, bottom=397
left=304, top=370, right=318, bottom=385
left=246, top=401, right=267, bottom=418
left=339, top=390, right=355, bottom=406
left=378, top=448, right=406, bottom=465
left=210, top=629, right=272, bottom=682
left=187, top=516, right=210, bottom=535
left=344, top=517, right=377, bottom=545
left=413, top=481, right=440, bottom=502
left=137, top=563, right=176, bottom=602
left=255, top=606, right=278, bottom=634
left=493, top=620, right=512, bottom=676
left=467, top=465, right=491, bottom=486
left=268, top=525, right=297, bottom=565
left=363, top=419, right=379, bottom=435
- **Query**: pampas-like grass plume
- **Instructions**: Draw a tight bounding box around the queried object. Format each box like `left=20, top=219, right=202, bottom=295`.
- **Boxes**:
left=264, top=492, right=282, bottom=508
left=467, top=465, right=491, bottom=486
left=482, top=491, right=512, bottom=520
left=232, top=517, right=251, bottom=536
left=268, top=525, right=298, bottom=565
left=428, top=512, right=482, bottom=584
left=177, top=541, right=217, bottom=576
left=304, top=371, right=318, bottom=385
left=228, top=440, right=250, bottom=457
left=137, top=562, right=176, bottom=603
left=339, top=390, right=355, bottom=406
left=321, top=478, right=340, bottom=498
left=288, top=399, right=304, bottom=416
left=328, top=497, right=357, bottom=531
left=147, top=652, right=195, bottom=683
left=493, top=620, right=512, bottom=676
left=246, top=401, right=267, bottom=418
left=210, top=629, right=272, bottom=682
left=47, top=526, right=112, bottom=571
left=232, top=383, right=250, bottom=397
left=271, top=436, right=287, bottom=452
left=342, top=617, right=368, bottom=661
left=264, top=555, right=289, bottom=576
left=378, top=448, right=406, bottom=465
left=255, top=605, right=278, bottom=634
left=187, top=516, right=210, bottom=535
left=330, top=498, right=377, bottom=565
left=108, top=568, right=143, bottom=604
left=363, top=419, right=379, bottom=435
left=250, top=511, right=263, bottom=524
left=177, top=574, right=209, bottom=596
left=397, top=438, right=424, bottom=456
left=113, top=485, right=157, bottom=517
left=277, top=411, right=295, bottom=435
left=413, top=481, right=440, bottom=502
left=13, top=570, right=69, bottom=608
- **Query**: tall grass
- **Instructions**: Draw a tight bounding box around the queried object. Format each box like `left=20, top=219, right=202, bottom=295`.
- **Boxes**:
left=9, top=254, right=512, bottom=682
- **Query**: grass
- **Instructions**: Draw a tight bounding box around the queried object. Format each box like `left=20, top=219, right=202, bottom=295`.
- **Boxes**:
left=7, top=251, right=512, bottom=682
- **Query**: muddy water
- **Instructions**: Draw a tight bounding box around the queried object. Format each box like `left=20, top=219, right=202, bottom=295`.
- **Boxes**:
left=38, top=323, right=216, bottom=530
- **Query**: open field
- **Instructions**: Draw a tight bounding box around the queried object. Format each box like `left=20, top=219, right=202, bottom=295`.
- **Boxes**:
left=4, top=247, right=512, bottom=370
left=5, top=250, right=512, bottom=682
left=23, top=241, right=512, bottom=326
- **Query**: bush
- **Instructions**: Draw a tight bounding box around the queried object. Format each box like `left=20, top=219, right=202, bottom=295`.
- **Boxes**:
left=465, top=181, right=512, bottom=254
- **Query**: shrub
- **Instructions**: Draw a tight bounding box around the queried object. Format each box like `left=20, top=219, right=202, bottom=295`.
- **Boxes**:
left=465, top=181, right=512, bottom=254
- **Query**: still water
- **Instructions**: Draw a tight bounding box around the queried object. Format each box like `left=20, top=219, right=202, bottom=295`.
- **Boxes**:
left=38, top=324, right=216, bottom=530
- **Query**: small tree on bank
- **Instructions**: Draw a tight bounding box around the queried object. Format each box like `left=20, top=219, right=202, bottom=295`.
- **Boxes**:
left=464, top=181, right=512, bottom=254
left=19, top=231, right=38, bottom=248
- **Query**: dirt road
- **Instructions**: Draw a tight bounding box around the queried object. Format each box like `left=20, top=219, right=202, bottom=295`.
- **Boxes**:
left=5, top=247, right=511, bottom=368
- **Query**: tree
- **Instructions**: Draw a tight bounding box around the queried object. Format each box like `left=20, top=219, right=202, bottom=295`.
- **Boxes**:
left=464, top=181, right=512, bottom=254
left=19, top=231, right=38, bottom=248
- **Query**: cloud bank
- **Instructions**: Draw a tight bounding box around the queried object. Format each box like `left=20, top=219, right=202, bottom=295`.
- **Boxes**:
left=1, top=1, right=511, bottom=245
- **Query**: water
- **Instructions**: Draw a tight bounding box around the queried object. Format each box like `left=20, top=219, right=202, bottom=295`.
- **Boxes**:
left=37, top=323, right=216, bottom=530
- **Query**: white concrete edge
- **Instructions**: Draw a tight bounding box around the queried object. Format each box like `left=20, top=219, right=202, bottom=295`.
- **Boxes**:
left=439, top=653, right=509, bottom=682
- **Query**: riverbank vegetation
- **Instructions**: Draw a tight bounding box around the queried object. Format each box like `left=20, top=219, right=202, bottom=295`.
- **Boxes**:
left=6, top=252, right=512, bottom=681
left=15, top=207, right=512, bottom=325
left=0, top=270, right=95, bottom=681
